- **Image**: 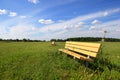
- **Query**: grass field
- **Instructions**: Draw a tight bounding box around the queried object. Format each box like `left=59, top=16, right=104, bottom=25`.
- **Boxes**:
left=0, top=42, right=120, bottom=80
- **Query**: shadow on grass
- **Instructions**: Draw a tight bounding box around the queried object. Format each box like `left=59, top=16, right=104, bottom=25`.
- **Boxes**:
left=73, top=56, right=120, bottom=74
left=66, top=54, right=120, bottom=73
left=57, top=50, right=120, bottom=74
left=91, top=57, right=120, bottom=71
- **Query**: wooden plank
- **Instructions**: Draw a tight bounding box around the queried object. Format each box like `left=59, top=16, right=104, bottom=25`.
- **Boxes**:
left=59, top=49, right=93, bottom=61
left=66, top=41, right=101, bottom=48
left=65, top=43, right=100, bottom=52
left=59, top=49, right=64, bottom=51
left=65, top=46, right=97, bottom=57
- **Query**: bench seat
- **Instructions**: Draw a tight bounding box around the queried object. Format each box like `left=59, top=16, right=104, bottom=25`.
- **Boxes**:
left=59, top=49, right=93, bottom=61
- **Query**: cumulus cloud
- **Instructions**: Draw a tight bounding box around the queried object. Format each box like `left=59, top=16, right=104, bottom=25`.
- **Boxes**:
left=47, top=19, right=120, bottom=40
left=103, top=8, right=120, bottom=16
left=9, top=12, right=17, bottom=17
left=37, top=8, right=120, bottom=33
left=90, top=19, right=120, bottom=32
left=31, top=27, right=37, bottom=31
left=5, top=24, right=38, bottom=39
left=74, top=22, right=85, bottom=28
left=89, top=26, right=96, bottom=30
left=0, top=9, right=7, bottom=15
left=28, top=0, right=39, bottom=4
left=92, top=20, right=100, bottom=24
left=0, top=8, right=120, bottom=40
left=20, top=16, right=27, bottom=19
left=116, top=30, right=120, bottom=32
left=38, top=19, right=54, bottom=24
left=36, top=8, right=120, bottom=39
left=10, top=25, right=30, bottom=33
left=103, top=12, right=109, bottom=16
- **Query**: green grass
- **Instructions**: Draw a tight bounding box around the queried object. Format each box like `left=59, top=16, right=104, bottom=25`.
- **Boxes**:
left=0, top=42, right=120, bottom=80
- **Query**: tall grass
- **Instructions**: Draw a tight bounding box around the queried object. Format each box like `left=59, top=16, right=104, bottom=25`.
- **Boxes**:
left=0, top=42, right=120, bottom=80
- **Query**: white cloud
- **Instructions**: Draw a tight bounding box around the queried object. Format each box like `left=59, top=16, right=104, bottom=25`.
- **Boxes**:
left=45, top=19, right=120, bottom=40
left=9, top=12, right=17, bottom=17
left=0, top=9, right=7, bottom=15
left=10, top=25, right=31, bottom=33
left=3, top=24, right=38, bottom=39
left=36, top=8, right=120, bottom=39
left=28, top=0, right=39, bottom=4
left=0, top=8, right=120, bottom=40
left=38, top=8, right=120, bottom=33
left=75, top=22, right=85, bottom=28
left=103, top=12, right=109, bottom=16
left=92, top=20, right=100, bottom=24
left=38, top=19, right=54, bottom=24
left=116, top=30, right=120, bottom=32
left=103, top=8, right=120, bottom=16
left=89, top=26, right=96, bottom=30
left=20, top=16, right=27, bottom=19
left=31, top=27, right=37, bottom=31
left=89, top=19, right=120, bottom=33
left=78, top=22, right=85, bottom=25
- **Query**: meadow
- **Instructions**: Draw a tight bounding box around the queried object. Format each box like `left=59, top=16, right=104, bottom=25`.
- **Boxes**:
left=0, top=42, right=120, bottom=80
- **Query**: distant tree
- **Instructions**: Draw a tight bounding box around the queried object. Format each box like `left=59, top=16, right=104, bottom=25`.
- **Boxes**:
left=15, top=39, right=19, bottom=42
left=50, top=39, right=56, bottom=41
left=0, top=38, right=2, bottom=41
left=23, top=38, right=27, bottom=42
left=42, top=40, right=46, bottom=42
left=56, top=39, right=65, bottom=42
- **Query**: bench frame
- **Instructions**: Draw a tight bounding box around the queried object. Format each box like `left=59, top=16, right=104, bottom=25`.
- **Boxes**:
left=59, top=41, right=102, bottom=62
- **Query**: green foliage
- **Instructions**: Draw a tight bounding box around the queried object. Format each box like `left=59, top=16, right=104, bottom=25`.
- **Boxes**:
left=0, top=42, right=120, bottom=80
left=67, top=37, right=120, bottom=42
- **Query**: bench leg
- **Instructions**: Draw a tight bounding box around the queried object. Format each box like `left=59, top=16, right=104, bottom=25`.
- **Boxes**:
left=85, top=61, right=89, bottom=67
left=73, top=56, right=75, bottom=59
left=85, top=56, right=90, bottom=67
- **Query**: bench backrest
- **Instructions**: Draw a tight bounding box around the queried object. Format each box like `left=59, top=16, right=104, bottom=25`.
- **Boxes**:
left=65, top=41, right=101, bottom=58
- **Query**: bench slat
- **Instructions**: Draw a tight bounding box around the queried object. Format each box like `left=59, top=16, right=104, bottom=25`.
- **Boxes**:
left=65, top=46, right=97, bottom=57
left=65, top=43, right=100, bottom=52
left=66, top=41, right=101, bottom=48
left=59, top=49, right=93, bottom=61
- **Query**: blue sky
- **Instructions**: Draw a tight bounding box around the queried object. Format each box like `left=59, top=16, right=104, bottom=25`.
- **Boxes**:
left=0, top=0, right=120, bottom=40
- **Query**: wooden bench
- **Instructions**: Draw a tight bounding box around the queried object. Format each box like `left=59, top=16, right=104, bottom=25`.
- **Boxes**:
left=51, top=41, right=56, bottom=46
left=59, top=41, right=101, bottom=61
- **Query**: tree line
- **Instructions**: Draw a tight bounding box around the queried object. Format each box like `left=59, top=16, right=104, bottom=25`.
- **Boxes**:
left=0, top=37, right=120, bottom=42
left=51, top=37, right=120, bottom=42
left=0, top=38, right=46, bottom=42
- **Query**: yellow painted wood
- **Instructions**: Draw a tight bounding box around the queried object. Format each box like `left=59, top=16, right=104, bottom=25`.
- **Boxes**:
left=64, top=41, right=101, bottom=57
left=59, top=41, right=101, bottom=61
left=65, top=43, right=99, bottom=52
left=59, top=49, right=93, bottom=61
left=65, top=46, right=97, bottom=57
left=66, top=41, right=101, bottom=48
